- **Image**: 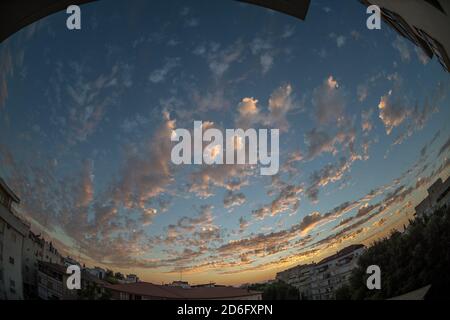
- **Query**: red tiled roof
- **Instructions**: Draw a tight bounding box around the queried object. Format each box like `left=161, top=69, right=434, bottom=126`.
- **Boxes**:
left=106, top=282, right=262, bottom=299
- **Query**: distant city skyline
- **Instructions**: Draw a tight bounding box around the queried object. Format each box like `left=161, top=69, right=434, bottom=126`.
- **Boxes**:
left=0, top=0, right=449, bottom=286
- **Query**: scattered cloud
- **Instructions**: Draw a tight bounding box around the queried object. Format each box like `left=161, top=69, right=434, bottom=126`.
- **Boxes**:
left=361, top=109, right=373, bottom=133
left=357, top=84, right=368, bottom=102
left=304, top=126, right=356, bottom=160
left=312, top=76, right=345, bottom=126
left=415, top=47, right=430, bottom=65
left=149, top=57, right=180, bottom=83
left=378, top=90, right=409, bottom=135
left=224, top=191, right=246, bottom=209
left=253, top=183, right=303, bottom=219
left=235, top=83, right=296, bottom=132
left=392, top=36, right=411, bottom=62
left=260, top=53, right=274, bottom=74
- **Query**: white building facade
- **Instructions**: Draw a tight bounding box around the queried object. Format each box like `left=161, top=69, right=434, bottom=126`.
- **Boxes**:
left=415, top=177, right=450, bottom=217
left=276, top=244, right=365, bottom=300
left=0, top=178, right=30, bottom=300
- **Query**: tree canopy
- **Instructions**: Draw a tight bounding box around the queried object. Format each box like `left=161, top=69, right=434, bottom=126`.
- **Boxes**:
left=346, top=205, right=450, bottom=300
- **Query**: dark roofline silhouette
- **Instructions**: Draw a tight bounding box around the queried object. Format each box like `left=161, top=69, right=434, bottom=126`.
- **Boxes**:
left=0, top=0, right=311, bottom=43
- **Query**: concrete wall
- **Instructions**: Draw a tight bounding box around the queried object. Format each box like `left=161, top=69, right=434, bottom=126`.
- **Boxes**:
left=0, top=204, right=28, bottom=300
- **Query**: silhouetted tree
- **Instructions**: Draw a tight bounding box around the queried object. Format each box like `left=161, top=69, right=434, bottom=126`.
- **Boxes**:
left=78, top=283, right=111, bottom=300
left=346, top=205, right=450, bottom=299
left=115, top=272, right=124, bottom=280
left=249, top=281, right=299, bottom=300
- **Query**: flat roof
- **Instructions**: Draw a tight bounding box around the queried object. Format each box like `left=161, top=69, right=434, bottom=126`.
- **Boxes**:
left=317, top=244, right=365, bottom=265
left=107, top=282, right=262, bottom=299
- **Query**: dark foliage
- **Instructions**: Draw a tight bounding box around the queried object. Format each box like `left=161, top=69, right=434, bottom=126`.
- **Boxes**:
left=78, top=282, right=112, bottom=300
left=248, top=281, right=299, bottom=300
left=347, top=205, right=450, bottom=299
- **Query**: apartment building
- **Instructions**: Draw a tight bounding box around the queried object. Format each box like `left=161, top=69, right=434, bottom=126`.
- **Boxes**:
left=123, top=274, right=139, bottom=283
left=37, top=261, right=111, bottom=300
left=85, top=266, right=106, bottom=280
left=0, top=178, right=29, bottom=300
left=276, top=263, right=315, bottom=300
left=360, top=0, right=450, bottom=72
left=37, top=261, right=76, bottom=300
left=22, top=231, right=43, bottom=299
left=22, top=231, right=64, bottom=298
left=310, top=244, right=365, bottom=300
left=63, top=256, right=81, bottom=268
left=276, top=244, right=365, bottom=300
left=415, top=177, right=450, bottom=217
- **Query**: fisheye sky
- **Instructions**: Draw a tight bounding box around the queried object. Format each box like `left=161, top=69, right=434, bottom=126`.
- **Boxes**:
left=1, top=0, right=449, bottom=285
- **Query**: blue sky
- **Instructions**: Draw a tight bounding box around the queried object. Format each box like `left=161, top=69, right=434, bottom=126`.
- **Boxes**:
left=0, top=0, right=449, bottom=285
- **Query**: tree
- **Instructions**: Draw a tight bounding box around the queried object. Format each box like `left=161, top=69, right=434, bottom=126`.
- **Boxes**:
left=249, top=281, right=299, bottom=300
left=115, top=272, right=124, bottom=280
left=79, top=282, right=112, bottom=300
left=346, top=205, right=450, bottom=300
left=335, top=285, right=352, bottom=300
left=105, top=269, right=114, bottom=278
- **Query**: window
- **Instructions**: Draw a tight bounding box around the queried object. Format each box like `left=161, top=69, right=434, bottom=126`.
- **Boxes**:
left=9, top=257, right=14, bottom=265
left=0, top=190, right=7, bottom=207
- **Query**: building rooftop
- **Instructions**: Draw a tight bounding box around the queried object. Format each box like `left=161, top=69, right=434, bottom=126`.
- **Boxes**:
left=0, top=177, right=20, bottom=203
left=388, top=285, right=431, bottom=300
left=238, top=0, right=311, bottom=20
left=39, top=261, right=109, bottom=286
left=82, top=270, right=109, bottom=286
left=317, top=244, right=365, bottom=265
left=39, top=261, right=67, bottom=274
left=106, top=282, right=262, bottom=300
